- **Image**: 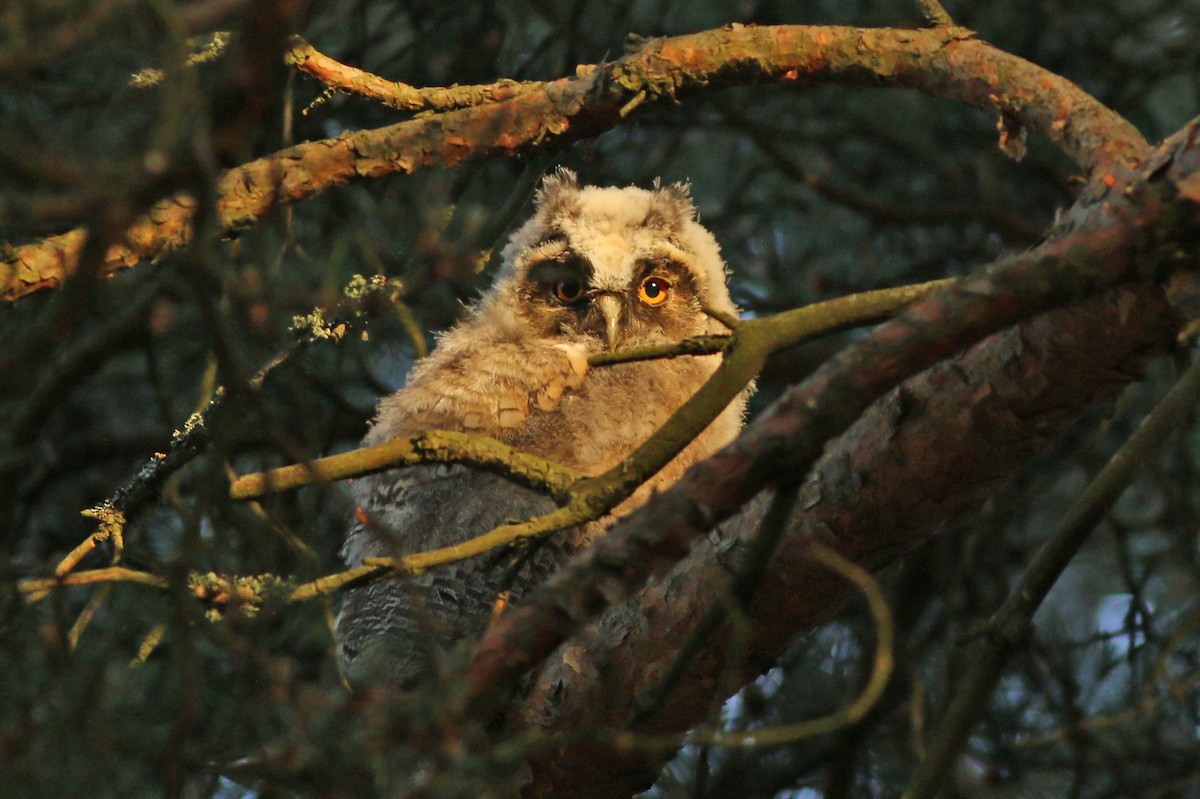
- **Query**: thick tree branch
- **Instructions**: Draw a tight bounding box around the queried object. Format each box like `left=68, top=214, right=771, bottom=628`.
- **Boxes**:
left=2, top=24, right=1142, bottom=302
left=470, top=118, right=1200, bottom=797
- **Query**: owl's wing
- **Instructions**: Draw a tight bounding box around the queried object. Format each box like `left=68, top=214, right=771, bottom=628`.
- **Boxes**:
left=336, top=463, right=560, bottom=688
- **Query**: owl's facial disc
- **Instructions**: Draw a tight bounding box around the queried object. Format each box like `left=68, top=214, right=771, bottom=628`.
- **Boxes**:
left=518, top=242, right=702, bottom=348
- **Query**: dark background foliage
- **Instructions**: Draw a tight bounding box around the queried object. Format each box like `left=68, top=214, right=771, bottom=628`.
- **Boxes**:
left=2, top=0, right=1199, bottom=796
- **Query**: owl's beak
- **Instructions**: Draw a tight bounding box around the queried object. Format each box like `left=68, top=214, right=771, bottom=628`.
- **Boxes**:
left=594, top=294, right=624, bottom=351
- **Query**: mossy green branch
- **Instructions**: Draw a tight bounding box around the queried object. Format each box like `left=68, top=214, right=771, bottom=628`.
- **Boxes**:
left=587, top=335, right=732, bottom=366
left=231, top=278, right=953, bottom=506
left=230, top=430, right=584, bottom=502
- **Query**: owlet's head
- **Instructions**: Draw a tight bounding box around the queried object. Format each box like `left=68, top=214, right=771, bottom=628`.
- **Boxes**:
left=490, top=168, right=737, bottom=351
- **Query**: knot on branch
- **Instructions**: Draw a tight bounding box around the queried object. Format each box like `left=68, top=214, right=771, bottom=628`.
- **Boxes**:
left=609, top=38, right=687, bottom=111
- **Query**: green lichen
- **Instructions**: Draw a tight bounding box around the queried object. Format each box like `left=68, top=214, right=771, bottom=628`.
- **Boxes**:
left=190, top=571, right=291, bottom=621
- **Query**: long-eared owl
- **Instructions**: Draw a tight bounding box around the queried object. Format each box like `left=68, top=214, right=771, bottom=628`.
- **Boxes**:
left=336, top=169, right=746, bottom=687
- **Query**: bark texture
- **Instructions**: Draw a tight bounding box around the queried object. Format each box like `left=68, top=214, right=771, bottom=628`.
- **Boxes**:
left=497, top=119, right=1200, bottom=797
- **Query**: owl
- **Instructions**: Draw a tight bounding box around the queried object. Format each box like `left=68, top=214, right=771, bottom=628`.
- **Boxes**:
left=336, top=169, right=746, bottom=688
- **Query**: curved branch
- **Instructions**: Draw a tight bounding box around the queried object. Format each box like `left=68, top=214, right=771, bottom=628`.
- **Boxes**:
left=2, top=24, right=1142, bottom=302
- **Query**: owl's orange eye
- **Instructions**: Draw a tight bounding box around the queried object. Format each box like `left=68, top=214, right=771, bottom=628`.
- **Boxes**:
left=638, top=277, right=671, bottom=306
left=554, top=278, right=586, bottom=304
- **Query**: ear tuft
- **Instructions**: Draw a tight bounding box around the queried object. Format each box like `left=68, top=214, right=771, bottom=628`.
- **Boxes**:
left=535, top=167, right=580, bottom=213
left=660, top=180, right=695, bottom=213
left=643, top=179, right=696, bottom=231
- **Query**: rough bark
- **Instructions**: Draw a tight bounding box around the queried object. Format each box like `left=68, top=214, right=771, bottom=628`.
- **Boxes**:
left=2, top=24, right=1142, bottom=302
left=487, top=119, right=1200, bottom=797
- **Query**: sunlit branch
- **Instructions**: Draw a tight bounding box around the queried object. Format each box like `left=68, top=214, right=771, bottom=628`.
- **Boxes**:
left=230, top=430, right=584, bottom=502
left=2, top=23, right=1142, bottom=303
left=232, top=279, right=951, bottom=504
left=286, top=35, right=543, bottom=114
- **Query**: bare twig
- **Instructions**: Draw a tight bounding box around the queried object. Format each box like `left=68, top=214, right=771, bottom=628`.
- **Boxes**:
left=901, top=356, right=1200, bottom=799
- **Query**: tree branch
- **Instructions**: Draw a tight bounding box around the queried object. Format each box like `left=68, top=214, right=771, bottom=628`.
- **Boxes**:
left=285, top=35, right=544, bottom=114
left=901, top=355, right=1200, bottom=799
left=229, top=430, right=584, bottom=502
left=2, top=23, right=1142, bottom=302
left=470, top=118, right=1200, bottom=797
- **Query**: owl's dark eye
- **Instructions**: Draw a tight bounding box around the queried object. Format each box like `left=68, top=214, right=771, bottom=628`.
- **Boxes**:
left=638, top=276, right=671, bottom=306
left=554, top=278, right=586, bottom=304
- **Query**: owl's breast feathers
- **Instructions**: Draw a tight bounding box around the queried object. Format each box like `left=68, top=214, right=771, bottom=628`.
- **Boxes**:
left=338, top=318, right=742, bottom=685
left=368, top=309, right=740, bottom=478
left=369, top=314, right=594, bottom=445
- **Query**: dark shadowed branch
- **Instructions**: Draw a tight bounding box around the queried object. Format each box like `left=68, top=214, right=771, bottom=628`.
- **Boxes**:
left=902, top=356, right=1200, bottom=799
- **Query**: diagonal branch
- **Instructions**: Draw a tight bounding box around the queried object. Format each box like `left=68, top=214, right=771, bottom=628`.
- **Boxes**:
left=901, top=356, right=1200, bottom=799
left=499, top=117, right=1200, bottom=798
